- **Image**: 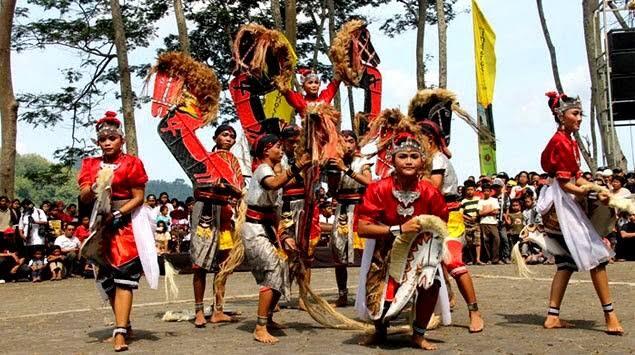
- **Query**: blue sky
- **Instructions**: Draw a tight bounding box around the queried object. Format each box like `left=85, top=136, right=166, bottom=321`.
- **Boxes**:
left=9, top=0, right=633, bottom=183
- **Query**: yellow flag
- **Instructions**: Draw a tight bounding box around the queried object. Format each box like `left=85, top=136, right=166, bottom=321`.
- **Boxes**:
left=472, top=0, right=497, bottom=175
left=263, top=90, right=296, bottom=123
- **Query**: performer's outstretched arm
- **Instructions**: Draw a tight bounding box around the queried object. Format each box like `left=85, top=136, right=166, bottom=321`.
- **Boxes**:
left=318, top=79, right=341, bottom=103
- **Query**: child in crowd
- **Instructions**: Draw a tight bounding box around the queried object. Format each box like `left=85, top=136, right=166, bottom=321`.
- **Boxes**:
left=461, top=180, right=481, bottom=264
left=478, top=183, right=501, bottom=264
left=156, top=205, right=171, bottom=230
left=28, top=249, right=47, bottom=282
left=506, top=199, right=524, bottom=246
left=155, top=221, right=170, bottom=254
left=47, top=246, right=65, bottom=281
left=522, top=193, right=542, bottom=226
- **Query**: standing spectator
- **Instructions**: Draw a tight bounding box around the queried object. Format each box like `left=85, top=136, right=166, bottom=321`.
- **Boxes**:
left=47, top=246, right=64, bottom=281
left=66, top=203, right=79, bottom=224
left=11, top=199, right=21, bottom=222
left=602, top=168, right=613, bottom=185
left=510, top=171, right=536, bottom=200
left=28, top=249, right=48, bottom=282
left=55, top=201, right=73, bottom=224
left=157, top=192, right=174, bottom=213
left=610, top=175, right=630, bottom=198
left=493, top=178, right=511, bottom=263
left=478, top=183, right=501, bottom=264
left=54, top=223, right=81, bottom=276
left=74, top=216, right=91, bottom=244
left=461, top=180, right=482, bottom=265
left=506, top=200, right=524, bottom=247
left=18, top=199, right=47, bottom=256
left=522, top=194, right=542, bottom=226
left=0, top=196, right=14, bottom=241
left=146, top=194, right=157, bottom=209
left=40, top=200, right=52, bottom=215
left=170, top=198, right=179, bottom=211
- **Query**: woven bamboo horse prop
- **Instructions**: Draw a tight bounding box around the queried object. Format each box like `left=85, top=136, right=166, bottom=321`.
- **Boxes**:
left=330, top=19, right=382, bottom=136
left=148, top=53, right=246, bottom=300
left=148, top=52, right=244, bottom=194
left=229, top=24, right=298, bottom=145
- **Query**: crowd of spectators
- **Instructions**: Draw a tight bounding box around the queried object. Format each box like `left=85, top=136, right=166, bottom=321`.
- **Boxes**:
left=2, top=167, right=634, bottom=283
left=459, top=168, right=635, bottom=266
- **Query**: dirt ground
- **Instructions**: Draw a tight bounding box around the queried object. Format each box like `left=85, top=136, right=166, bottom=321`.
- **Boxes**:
left=0, top=263, right=633, bottom=354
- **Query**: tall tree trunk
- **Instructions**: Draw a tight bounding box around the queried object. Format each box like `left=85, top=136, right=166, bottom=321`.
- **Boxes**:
left=416, top=0, right=426, bottom=89
left=0, top=0, right=18, bottom=198
left=536, top=0, right=563, bottom=93
left=285, top=0, right=297, bottom=50
left=326, top=0, right=341, bottom=112
left=173, top=0, right=190, bottom=55
left=583, top=0, right=627, bottom=169
left=347, top=86, right=355, bottom=127
left=271, top=0, right=283, bottom=30
left=537, top=0, right=596, bottom=170
left=435, top=0, right=447, bottom=88
left=110, top=0, right=138, bottom=156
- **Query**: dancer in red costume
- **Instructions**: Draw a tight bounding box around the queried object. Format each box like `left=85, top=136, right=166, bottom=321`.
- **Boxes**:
left=420, top=120, right=484, bottom=333
left=281, top=69, right=341, bottom=116
left=78, top=112, right=158, bottom=352
left=355, top=132, right=448, bottom=350
left=538, top=92, right=623, bottom=335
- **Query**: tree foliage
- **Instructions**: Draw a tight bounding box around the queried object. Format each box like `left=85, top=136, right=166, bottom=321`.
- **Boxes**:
left=14, top=153, right=80, bottom=204
left=379, top=0, right=460, bottom=37
left=13, top=0, right=161, bottom=164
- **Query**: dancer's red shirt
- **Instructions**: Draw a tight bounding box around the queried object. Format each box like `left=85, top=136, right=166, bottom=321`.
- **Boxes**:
left=357, top=176, right=448, bottom=226
left=283, top=80, right=341, bottom=114
left=541, top=130, right=582, bottom=182
left=78, top=153, right=148, bottom=267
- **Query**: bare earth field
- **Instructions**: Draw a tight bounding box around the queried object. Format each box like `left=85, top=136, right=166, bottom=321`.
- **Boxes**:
left=0, top=263, right=633, bottom=354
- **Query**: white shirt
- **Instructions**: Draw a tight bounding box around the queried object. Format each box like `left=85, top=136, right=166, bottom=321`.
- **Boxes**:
left=338, top=156, right=371, bottom=190
left=54, top=235, right=81, bottom=250
left=431, top=151, right=458, bottom=196
left=478, top=197, right=500, bottom=225
left=246, top=163, right=280, bottom=208
left=18, top=208, right=47, bottom=246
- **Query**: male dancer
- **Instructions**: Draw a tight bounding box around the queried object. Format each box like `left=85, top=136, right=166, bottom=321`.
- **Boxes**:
left=243, top=134, right=308, bottom=344
left=356, top=132, right=448, bottom=350
left=328, top=130, right=372, bottom=307
left=191, top=124, right=241, bottom=327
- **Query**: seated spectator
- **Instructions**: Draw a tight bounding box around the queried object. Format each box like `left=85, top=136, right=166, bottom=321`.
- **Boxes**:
left=54, top=223, right=80, bottom=277
left=28, top=249, right=48, bottom=282
left=0, top=228, right=30, bottom=282
left=74, top=216, right=91, bottom=244
left=617, top=213, right=635, bottom=261
left=47, top=207, right=63, bottom=238
left=47, top=246, right=65, bottom=281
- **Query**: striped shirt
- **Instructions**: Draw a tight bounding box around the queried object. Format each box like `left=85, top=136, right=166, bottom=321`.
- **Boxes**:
left=461, top=197, right=480, bottom=225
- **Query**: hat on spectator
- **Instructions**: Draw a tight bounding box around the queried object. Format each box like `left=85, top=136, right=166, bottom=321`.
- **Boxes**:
left=492, top=178, right=504, bottom=187
left=602, top=168, right=613, bottom=177
left=506, top=179, right=517, bottom=187
left=497, top=172, right=509, bottom=180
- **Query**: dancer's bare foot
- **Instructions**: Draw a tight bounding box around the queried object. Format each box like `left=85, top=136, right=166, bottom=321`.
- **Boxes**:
left=358, top=331, right=386, bottom=346
left=469, top=311, right=484, bottom=333
left=544, top=316, right=575, bottom=329
left=605, top=312, right=624, bottom=336
left=210, top=310, right=235, bottom=323
left=194, top=310, right=206, bottom=328
left=267, top=319, right=287, bottom=330
left=254, top=325, right=279, bottom=344
left=411, top=334, right=437, bottom=350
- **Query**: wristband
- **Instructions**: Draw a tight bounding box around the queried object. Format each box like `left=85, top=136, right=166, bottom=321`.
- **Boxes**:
left=389, top=225, right=401, bottom=237
left=112, top=210, right=122, bottom=219
left=345, top=168, right=354, bottom=177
